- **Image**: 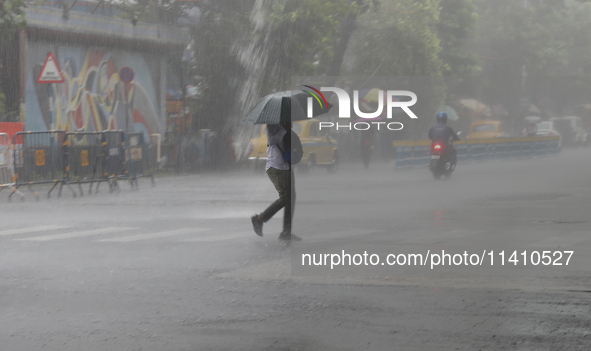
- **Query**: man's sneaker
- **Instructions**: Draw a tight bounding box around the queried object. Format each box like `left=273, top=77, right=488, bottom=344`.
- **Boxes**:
left=278, top=231, right=291, bottom=241
left=251, top=215, right=263, bottom=236
left=279, top=231, right=301, bottom=241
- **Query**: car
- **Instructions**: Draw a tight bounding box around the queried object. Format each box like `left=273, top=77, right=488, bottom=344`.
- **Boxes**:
left=550, top=116, right=588, bottom=147
left=521, top=120, right=561, bottom=137
left=533, top=121, right=561, bottom=137
left=247, top=118, right=339, bottom=173
left=465, top=120, right=509, bottom=139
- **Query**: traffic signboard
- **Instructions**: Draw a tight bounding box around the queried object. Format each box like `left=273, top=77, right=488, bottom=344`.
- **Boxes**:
left=119, top=67, right=135, bottom=83
left=37, top=52, right=65, bottom=84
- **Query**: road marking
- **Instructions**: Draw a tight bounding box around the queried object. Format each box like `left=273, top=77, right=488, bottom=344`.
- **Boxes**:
left=398, top=230, right=482, bottom=245
left=532, top=231, right=591, bottom=248
left=182, top=233, right=249, bottom=242
left=0, top=225, right=70, bottom=237
left=17, top=227, right=137, bottom=241
left=304, top=229, right=379, bottom=242
left=98, top=228, right=211, bottom=242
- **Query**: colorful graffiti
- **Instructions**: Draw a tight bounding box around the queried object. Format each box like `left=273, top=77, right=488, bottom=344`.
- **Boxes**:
left=26, top=46, right=163, bottom=142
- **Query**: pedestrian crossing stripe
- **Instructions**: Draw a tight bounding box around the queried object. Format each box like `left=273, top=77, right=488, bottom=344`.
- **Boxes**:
left=17, top=227, right=137, bottom=241
left=0, top=225, right=70, bottom=237
left=3, top=226, right=591, bottom=247
left=98, top=228, right=211, bottom=242
left=531, top=231, right=591, bottom=248
left=181, top=233, right=250, bottom=242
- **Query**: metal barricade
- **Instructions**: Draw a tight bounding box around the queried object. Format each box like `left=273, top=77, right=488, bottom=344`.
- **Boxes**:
left=65, top=130, right=154, bottom=194
left=65, top=132, right=106, bottom=195
left=125, top=133, right=155, bottom=188
left=95, top=130, right=128, bottom=193
left=12, top=131, right=75, bottom=199
left=0, top=133, right=24, bottom=199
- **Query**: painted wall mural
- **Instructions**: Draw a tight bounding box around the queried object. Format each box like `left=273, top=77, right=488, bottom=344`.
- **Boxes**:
left=25, top=43, right=164, bottom=142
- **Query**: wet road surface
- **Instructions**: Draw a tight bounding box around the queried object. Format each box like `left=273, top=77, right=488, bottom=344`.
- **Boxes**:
left=1, top=149, right=590, bottom=350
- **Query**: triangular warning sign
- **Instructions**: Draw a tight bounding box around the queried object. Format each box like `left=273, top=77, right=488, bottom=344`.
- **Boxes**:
left=37, top=52, right=65, bottom=84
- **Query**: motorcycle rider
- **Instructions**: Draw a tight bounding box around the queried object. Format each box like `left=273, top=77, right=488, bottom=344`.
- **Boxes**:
left=428, top=112, right=460, bottom=166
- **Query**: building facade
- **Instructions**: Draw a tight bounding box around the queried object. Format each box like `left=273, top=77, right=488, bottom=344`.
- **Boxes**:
left=11, top=3, right=190, bottom=142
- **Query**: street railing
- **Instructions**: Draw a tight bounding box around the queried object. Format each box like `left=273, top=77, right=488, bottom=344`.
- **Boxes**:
left=0, top=130, right=157, bottom=200
left=11, top=131, right=76, bottom=199
left=65, top=131, right=109, bottom=195
left=65, top=130, right=154, bottom=195
left=0, top=133, right=24, bottom=199
left=125, top=132, right=155, bottom=187
left=394, top=136, right=561, bottom=169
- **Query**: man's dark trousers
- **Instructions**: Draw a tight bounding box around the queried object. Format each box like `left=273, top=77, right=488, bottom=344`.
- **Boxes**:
left=259, top=167, right=295, bottom=233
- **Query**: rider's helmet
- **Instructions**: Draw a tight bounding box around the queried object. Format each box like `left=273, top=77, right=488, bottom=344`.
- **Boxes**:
left=436, top=111, right=448, bottom=123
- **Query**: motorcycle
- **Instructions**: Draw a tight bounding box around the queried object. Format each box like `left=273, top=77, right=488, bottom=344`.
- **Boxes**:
left=429, top=134, right=459, bottom=180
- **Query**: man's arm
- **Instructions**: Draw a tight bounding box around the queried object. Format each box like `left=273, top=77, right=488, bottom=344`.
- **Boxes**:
left=267, top=124, right=286, bottom=146
left=448, top=126, right=460, bottom=141
left=428, top=126, right=434, bottom=140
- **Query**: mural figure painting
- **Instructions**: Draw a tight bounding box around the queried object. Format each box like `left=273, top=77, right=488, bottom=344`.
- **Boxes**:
left=27, top=48, right=162, bottom=143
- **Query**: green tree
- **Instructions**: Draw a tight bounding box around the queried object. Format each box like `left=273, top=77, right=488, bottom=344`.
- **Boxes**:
left=473, top=0, right=570, bottom=106
left=437, top=0, right=479, bottom=76
left=0, top=0, right=26, bottom=117
left=117, top=0, right=190, bottom=25
left=263, top=0, right=348, bottom=89
left=187, top=1, right=255, bottom=131
left=346, top=0, right=445, bottom=136
left=189, top=0, right=348, bottom=131
left=564, top=0, right=591, bottom=75
left=328, top=0, right=376, bottom=77
left=348, top=0, right=443, bottom=76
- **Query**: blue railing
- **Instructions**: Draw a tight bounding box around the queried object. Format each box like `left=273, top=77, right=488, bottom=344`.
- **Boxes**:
left=394, top=136, right=561, bottom=169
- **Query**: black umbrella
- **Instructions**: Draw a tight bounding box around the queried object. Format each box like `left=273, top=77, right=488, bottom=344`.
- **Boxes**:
left=243, top=90, right=332, bottom=125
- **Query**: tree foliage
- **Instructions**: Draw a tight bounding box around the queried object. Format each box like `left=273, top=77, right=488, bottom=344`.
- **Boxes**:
left=437, top=0, right=479, bottom=76
left=0, top=0, right=26, bottom=115
left=472, top=0, right=572, bottom=108
left=263, top=0, right=348, bottom=89
left=0, top=0, right=26, bottom=43
left=112, top=0, right=591, bottom=131
left=187, top=0, right=348, bottom=131
left=345, top=0, right=446, bottom=136
left=190, top=0, right=255, bottom=131
left=117, top=0, right=189, bottom=25
left=348, top=0, right=443, bottom=76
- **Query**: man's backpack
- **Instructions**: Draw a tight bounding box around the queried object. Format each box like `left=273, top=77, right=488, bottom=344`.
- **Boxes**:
left=280, top=129, right=303, bottom=165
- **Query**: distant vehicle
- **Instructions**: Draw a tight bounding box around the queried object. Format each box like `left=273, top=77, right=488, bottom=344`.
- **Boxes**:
left=531, top=121, right=561, bottom=137
left=248, top=118, right=339, bottom=173
left=465, top=120, right=509, bottom=139
left=429, top=137, right=458, bottom=180
left=521, top=120, right=559, bottom=136
left=550, top=116, right=588, bottom=147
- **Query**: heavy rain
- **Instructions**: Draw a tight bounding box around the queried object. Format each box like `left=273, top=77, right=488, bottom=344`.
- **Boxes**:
left=0, top=0, right=590, bottom=350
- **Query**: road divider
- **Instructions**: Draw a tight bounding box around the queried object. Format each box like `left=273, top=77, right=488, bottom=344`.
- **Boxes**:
left=393, top=136, right=561, bottom=169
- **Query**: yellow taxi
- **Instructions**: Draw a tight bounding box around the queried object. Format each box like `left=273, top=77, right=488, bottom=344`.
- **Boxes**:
left=465, top=120, right=509, bottom=139
left=248, top=118, right=339, bottom=172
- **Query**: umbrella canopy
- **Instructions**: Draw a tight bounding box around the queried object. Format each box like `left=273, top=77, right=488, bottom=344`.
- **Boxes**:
left=437, top=105, right=460, bottom=121
left=243, top=90, right=332, bottom=125
left=525, top=104, right=541, bottom=115
left=457, top=99, right=491, bottom=116
left=492, top=104, right=508, bottom=116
